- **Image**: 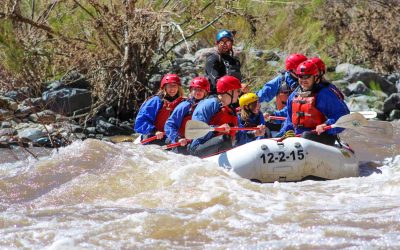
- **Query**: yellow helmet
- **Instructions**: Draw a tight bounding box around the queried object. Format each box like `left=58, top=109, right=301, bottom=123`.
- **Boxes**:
left=239, top=93, right=258, bottom=107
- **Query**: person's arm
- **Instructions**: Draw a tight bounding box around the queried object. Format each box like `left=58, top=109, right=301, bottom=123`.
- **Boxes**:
left=256, top=75, right=282, bottom=103
left=317, top=88, right=350, bottom=135
left=134, top=96, right=162, bottom=134
left=273, top=106, right=287, bottom=117
left=164, top=101, right=191, bottom=143
left=276, top=94, right=294, bottom=137
left=190, top=98, right=220, bottom=148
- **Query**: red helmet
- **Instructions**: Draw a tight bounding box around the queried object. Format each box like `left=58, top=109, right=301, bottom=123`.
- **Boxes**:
left=296, top=60, right=319, bottom=76
left=310, top=57, right=326, bottom=74
left=285, top=54, right=308, bottom=71
left=160, top=74, right=181, bottom=89
left=216, top=76, right=241, bottom=94
left=189, top=76, right=210, bottom=93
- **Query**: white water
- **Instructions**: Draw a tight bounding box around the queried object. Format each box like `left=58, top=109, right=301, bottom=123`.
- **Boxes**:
left=0, top=122, right=399, bottom=249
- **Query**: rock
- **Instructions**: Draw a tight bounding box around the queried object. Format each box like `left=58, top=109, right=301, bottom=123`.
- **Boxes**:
left=104, top=106, right=116, bottom=118
left=18, top=128, right=46, bottom=141
left=0, top=128, right=16, bottom=136
left=336, top=63, right=397, bottom=95
left=85, top=127, right=96, bottom=134
left=383, top=93, right=400, bottom=114
left=173, top=41, right=200, bottom=57
left=69, top=124, right=83, bottom=133
left=194, top=47, right=216, bottom=64
left=389, top=109, right=400, bottom=120
left=4, top=91, right=27, bottom=102
left=345, top=81, right=370, bottom=95
left=21, top=97, right=44, bottom=107
left=29, top=110, right=57, bottom=124
left=45, top=80, right=64, bottom=91
left=0, top=96, right=18, bottom=111
left=42, top=88, right=92, bottom=116
left=1, top=121, right=12, bottom=128
left=95, top=120, right=132, bottom=136
left=15, top=105, right=38, bottom=118
left=61, top=71, right=91, bottom=89
left=0, top=109, right=12, bottom=120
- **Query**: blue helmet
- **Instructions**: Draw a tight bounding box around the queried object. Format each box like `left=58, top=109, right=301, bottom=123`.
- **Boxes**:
left=216, top=29, right=234, bottom=42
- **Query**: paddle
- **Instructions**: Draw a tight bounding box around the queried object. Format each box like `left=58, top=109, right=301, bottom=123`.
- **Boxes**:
left=266, top=110, right=377, bottom=121
left=185, top=120, right=260, bottom=140
left=161, top=139, right=192, bottom=150
left=350, top=110, right=377, bottom=119
left=353, top=120, right=394, bottom=138
left=280, top=112, right=393, bottom=141
left=140, top=132, right=165, bottom=144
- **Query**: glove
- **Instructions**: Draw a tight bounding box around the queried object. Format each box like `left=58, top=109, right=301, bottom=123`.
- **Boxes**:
left=281, top=130, right=295, bottom=139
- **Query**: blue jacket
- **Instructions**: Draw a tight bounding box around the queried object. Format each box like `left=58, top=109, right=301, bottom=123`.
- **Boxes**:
left=134, top=95, right=163, bottom=135
left=165, top=98, right=196, bottom=143
left=189, top=97, right=223, bottom=149
left=235, top=112, right=265, bottom=146
left=279, top=83, right=350, bottom=136
left=256, top=71, right=298, bottom=103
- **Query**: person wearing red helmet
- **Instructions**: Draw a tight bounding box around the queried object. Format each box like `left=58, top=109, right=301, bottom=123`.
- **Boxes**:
left=205, top=29, right=242, bottom=95
left=310, top=57, right=326, bottom=79
left=164, top=76, right=210, bottom=154
left=257, top=53, right=307, bottom=134
left=134, top=73, right=185, bottom=145
left=310, top=56, right=345, bottom=100
left=257, top=53, right=307, bottom=109
left=189, top=75, right=242, bottom=157
left=279, top=60, right=350, bottom=145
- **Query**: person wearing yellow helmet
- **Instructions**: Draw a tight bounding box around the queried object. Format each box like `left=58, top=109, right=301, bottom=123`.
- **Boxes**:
left=236, top=93, right=267, bottom=146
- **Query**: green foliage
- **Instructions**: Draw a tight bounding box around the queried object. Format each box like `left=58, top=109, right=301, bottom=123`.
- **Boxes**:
left=0, top=20, right=25, bottom=73
left=368, top=80, right=382, bottom=92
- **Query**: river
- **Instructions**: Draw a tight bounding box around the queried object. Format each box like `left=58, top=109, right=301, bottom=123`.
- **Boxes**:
left=0, top=121, right=399, bottom=249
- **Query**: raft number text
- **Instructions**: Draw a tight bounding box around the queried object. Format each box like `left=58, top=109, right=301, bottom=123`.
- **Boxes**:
left=260, top=150, right=304, bottom=164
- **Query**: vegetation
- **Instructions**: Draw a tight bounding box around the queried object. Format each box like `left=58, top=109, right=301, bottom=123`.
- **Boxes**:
left=0, top=0, right=398, bottom=120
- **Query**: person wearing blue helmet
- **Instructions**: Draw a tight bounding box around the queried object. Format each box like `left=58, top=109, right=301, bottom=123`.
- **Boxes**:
left=205, top=29, right=242, bottom=95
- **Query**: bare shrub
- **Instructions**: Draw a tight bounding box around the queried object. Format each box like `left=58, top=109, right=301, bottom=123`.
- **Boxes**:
left=0, top=0, right=229, bottom=120
left=322, top=0, right=400, bottom=73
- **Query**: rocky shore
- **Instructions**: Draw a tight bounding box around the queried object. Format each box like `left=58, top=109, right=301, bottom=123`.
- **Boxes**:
left=1, top=42, right=399, bottom=149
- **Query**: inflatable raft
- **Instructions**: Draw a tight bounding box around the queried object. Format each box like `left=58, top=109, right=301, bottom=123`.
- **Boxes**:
left=206, top=137, right=359, bottom=183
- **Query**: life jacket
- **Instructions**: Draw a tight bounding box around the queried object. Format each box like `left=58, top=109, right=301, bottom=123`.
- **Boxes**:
left=154, top=96, right=184, bottom=132
left=209, top=105, right=238, bottom=138
left=178, top=101, right=198, bottom=138
left=291, top=93, right=326, bottom=129
left=276, top=73, right=298, bottom=110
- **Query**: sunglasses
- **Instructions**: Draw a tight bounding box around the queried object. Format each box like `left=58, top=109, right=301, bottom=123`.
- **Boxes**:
left=218, top=40, right=232, bottom=46
left=297, top=74, right=313, bottom=80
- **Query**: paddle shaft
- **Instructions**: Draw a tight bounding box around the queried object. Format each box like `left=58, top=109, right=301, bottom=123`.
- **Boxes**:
left=140, top=132, right=165, bottom=144
left=162, top=139, right=192, bottom=150
left=214, top=127, right=260, bottom=132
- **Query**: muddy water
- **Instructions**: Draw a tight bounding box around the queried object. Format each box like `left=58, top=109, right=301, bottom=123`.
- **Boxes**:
left=0, top=121, right=399, bottom=249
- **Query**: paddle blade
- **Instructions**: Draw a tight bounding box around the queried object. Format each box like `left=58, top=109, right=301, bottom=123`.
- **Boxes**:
left=357, top=120, right=394, bottom=138
left=333, top=113, right=368, bottom=129
left=110, top=135, right=136, bottom=143
left=357, top=111, right=377, bottom=119
left=185, top=120, right=214, bottom=139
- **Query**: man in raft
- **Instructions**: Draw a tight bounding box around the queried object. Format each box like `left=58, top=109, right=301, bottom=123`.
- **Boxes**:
left=280, top=60, right=350, bottom=145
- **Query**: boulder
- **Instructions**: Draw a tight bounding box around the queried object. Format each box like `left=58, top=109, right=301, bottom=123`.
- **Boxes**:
left=42, top=88, right=92, bottom=116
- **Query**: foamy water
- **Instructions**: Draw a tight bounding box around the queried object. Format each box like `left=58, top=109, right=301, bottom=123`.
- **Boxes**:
left=0, top=122, right=399, bottom=249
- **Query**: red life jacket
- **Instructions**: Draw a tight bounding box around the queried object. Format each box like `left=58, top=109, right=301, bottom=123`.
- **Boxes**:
left=291, top=93, right=326, bottom=129
left=178, top=102, right=198, bottom=138
left=209, top=105, right=238, bottom=138
left=154, top=96, right=184, bottom=132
